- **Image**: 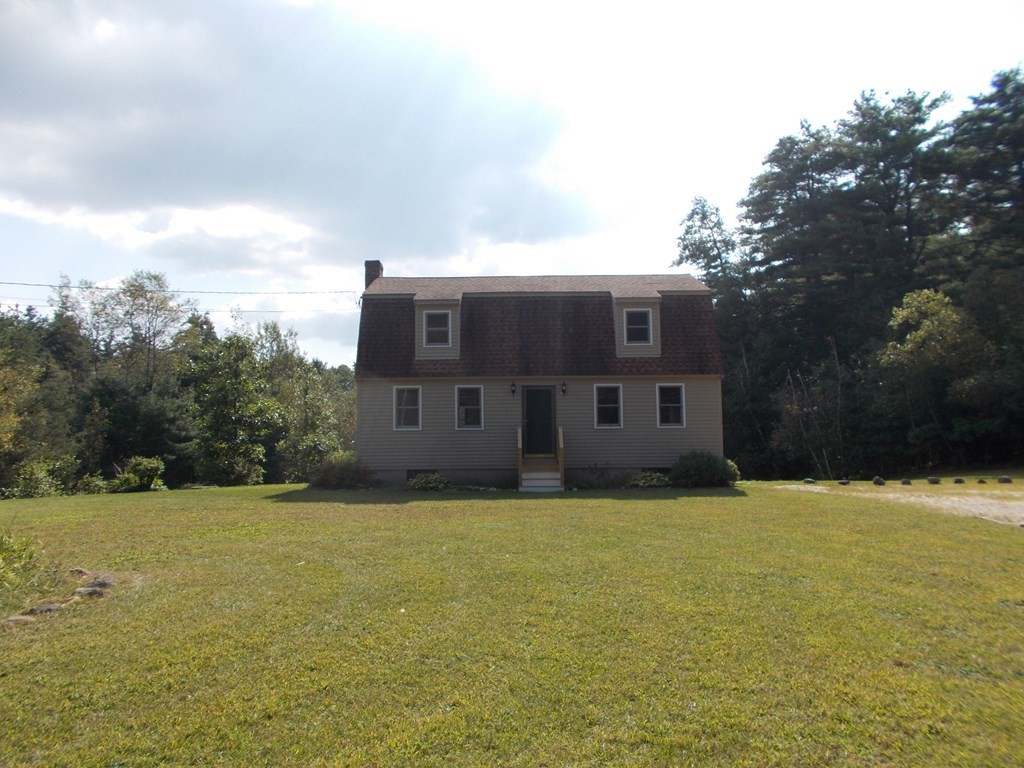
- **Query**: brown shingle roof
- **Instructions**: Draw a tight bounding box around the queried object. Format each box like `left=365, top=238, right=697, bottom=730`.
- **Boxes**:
left=356, top=278, right=723, bottom=379
left=363, top=273, right=709, bottom=300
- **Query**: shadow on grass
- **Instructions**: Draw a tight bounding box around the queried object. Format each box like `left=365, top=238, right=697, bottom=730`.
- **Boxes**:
left=268, top=486, right=748, bottom=505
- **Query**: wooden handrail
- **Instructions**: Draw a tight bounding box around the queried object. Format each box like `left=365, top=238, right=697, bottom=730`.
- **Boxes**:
left=557, top=426, right=565, bottom=489
left=517, top=427, right=524, bottom=489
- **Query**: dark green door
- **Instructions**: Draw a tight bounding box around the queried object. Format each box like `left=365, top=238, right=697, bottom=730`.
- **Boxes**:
left=523, top=386, right=555, bottom=456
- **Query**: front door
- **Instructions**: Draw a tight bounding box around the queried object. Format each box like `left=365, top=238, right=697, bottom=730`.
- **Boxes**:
left=523, top=386, right=556, bottom=456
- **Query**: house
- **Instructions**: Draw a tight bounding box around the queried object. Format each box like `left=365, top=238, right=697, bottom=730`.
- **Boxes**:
left=354, top=260, right=723, bottom=490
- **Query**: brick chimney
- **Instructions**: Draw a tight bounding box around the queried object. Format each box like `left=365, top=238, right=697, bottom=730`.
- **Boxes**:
left=364, top=260, right=383, bottom=288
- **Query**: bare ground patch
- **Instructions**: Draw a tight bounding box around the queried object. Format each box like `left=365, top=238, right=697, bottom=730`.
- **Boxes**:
left=776, top=483, right=1024, bottom=525
left=862, top=490, right=1024, bottom=525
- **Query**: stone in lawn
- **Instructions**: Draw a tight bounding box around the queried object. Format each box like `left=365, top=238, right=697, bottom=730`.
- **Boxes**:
left=978, top=478, right=987, bottom=484
left=997, top=476, right=1012, bottom=484
left=86, top=575, right=115, bottom=589
left=69, top=567, right=91, bottom=577
left=901, top=478, right=912, bottom=485
left=27, top=604, right=62, bottom=615
left=873, top=476, right=886, bottom=486
left=74, top=587, right=105, bottom=598
left=838, top=479, right=850, bottom=486
left=927, top=477, right=941, bottom=485
left=803, top=478, right=817, bottom=484
left=954, top=477, right=965, bottom=484
left=5, top=615, right=36, bottom=625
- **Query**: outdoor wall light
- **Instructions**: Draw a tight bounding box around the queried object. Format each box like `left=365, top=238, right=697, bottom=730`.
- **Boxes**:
left=511, top=382, right=517, bottom=397
left=561, top=382, right=567, bottom=396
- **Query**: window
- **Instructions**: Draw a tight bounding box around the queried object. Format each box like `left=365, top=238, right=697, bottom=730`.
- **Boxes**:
left=394, top=386, right=421, bottom=430
left=657, top=384, right=686, bottom=427
left=594, top=384, right=622, bottom=428
left=456, top=386, right=483, bottom=429
left=624, top=309, right=651, bottom=345
left=424, top=311, right=451, bottom=346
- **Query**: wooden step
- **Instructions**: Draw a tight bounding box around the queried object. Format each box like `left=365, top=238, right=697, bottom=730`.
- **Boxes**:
left=519, top=471, right=564, bottom=492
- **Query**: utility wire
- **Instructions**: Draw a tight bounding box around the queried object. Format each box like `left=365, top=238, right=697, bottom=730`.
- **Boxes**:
left=0, top=280, right=359, bottom=297
left=0, top=303, right=358, bottom=315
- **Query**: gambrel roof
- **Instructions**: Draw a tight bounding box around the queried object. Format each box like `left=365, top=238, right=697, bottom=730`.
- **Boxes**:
left=356, top=272, right=722, bottom=380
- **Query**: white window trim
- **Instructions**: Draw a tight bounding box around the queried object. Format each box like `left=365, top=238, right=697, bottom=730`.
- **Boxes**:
left=594, top=383, right=623, bottom=429
left=423, top=310, right=452, bottom=347
left=393, top=385, right=422, bottom=431
left=623, top=308, right=652, bottom=345
left=454, top=385, right=484, bottom=430
left=656, top=383, right=686, bottom=428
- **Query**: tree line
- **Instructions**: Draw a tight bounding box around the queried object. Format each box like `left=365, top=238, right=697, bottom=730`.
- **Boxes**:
left=677, top=69, right=1023, bottom=478
left=0, top=272, right=355, bottom=494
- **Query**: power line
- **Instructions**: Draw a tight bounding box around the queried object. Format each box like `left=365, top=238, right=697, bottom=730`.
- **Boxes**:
left=0, top=280, right=359, bottom=297
left=0, top=301, right=359, bottom=315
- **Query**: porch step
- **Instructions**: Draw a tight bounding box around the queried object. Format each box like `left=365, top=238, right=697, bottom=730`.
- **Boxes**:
left=519, top=471, right=563, bottom=492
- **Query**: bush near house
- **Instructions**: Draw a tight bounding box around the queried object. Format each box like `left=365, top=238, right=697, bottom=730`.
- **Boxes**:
left=406, top=472, right=451, bottom=491
left=668, top=451, right=741, bottom=488
left=308, top=450, right=369, bottom=490
left=624, top=471, right=671, bottom=488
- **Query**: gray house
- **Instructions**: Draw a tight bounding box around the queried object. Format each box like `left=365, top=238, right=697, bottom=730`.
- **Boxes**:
left=354, top=260, right=723, bottom=490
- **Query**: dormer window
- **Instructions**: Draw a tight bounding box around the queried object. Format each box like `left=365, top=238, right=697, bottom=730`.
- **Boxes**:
left=424, top=311, right=451, bottom=346
left=624, top=309, right=652, bottom=345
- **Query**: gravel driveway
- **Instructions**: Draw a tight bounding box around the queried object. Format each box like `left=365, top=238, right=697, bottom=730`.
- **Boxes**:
left=776, top=484, right=1024, bottom=526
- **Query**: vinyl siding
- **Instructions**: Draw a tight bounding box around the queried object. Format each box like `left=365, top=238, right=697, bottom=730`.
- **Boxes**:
left=356, top=379, right=520, bottom=474
left=356, top=376, right=723, bottom=481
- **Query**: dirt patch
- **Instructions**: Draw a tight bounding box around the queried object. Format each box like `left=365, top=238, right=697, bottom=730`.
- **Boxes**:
left=776, top=484, right=1024, bottom=525
left=775, top=484, right=828, bottom=493
left=862, top=491, right=1024, bottom=526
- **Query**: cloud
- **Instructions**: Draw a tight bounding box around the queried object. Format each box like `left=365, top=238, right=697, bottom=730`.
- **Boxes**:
left=0, top=0, right=594, bottom=272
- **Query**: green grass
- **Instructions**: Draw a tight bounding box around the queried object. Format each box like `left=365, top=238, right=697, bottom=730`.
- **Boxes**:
left=1, top=483, right=1022, bottom=767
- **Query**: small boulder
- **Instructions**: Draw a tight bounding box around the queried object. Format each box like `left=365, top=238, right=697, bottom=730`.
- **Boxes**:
left=838, top=479, right=851, bottom=486
left=873, top=476, right=886, bottom=486
left=978, top=478, right=987, bottom=484
left=997, top=476, right=1013, bottom=484
left=954, top=477, right=965, bottom=484
left=68, top=567, right=91, bottom=577
left=901, top=478, right=912, bottom=485
left=27, top=604, right=62, bottom=615
left=86, top=575, right=115, bottom=589
left=803, top=478, right=817, bottom=484
left=5, top=615, right=36, bottom=625
left=927, top=477, right=941, bottom=485
left=74, top=587, right=105, bottom=598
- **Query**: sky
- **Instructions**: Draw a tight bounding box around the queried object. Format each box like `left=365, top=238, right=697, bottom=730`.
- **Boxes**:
left=1, top=0, right=1021, bottom=366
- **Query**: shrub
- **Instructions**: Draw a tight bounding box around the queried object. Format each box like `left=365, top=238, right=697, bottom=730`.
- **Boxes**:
left=625, top=471, right=671, bottom=488
left=74, top=473, right=108, bottom=495
left=12, top=459, right=63, bottom=499
left=109, top=456, right=166, bottom=493
left=308, top=451, right=369, bottom=490
left=668, top=451, right=740, bottom=488
left=125, top=456, right=165, bottom=488
left=406, top=472, right=451, bottom=491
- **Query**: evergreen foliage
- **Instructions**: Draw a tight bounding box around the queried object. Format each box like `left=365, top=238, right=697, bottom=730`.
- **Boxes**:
left=678, top=70, right=1024, bottom=477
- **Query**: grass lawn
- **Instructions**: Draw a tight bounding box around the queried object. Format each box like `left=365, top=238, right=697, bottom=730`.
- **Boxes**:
left=2, top=481, right=1022, bottom=766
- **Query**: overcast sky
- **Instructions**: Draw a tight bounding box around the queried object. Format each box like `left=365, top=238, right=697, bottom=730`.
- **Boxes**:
left=1, top=0, right=1021, bottom=365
